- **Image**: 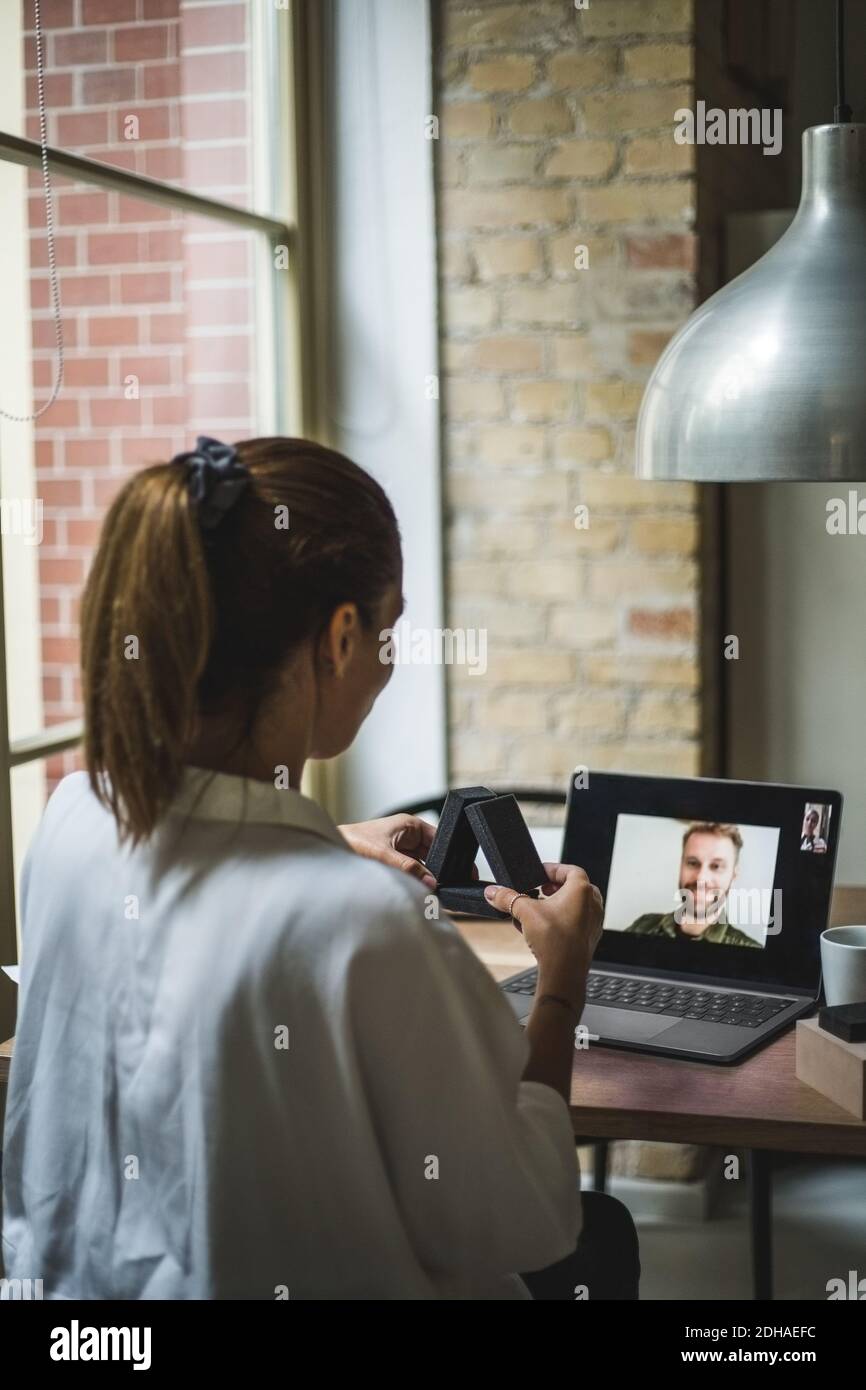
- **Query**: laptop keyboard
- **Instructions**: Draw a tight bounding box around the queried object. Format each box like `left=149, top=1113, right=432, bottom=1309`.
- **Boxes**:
left=502, top=969, right=796, bottom=1028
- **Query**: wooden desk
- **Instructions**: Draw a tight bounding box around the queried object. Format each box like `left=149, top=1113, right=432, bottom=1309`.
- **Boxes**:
left=456, top=914, right=866, bottom=1301
left=455, top=915, right=866, bottom=1157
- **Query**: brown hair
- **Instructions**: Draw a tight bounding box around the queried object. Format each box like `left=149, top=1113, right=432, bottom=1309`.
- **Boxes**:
left=681, top=822, right=743, bottom=859
left=81, top=437, right=402, bottom=843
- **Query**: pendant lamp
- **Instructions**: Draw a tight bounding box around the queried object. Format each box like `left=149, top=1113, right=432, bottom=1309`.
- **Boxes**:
left=636, top=0, right=866, bottom=481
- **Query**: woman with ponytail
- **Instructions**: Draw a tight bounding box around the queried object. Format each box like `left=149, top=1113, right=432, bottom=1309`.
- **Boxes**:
left=2, top=437, right=637, bottom=1300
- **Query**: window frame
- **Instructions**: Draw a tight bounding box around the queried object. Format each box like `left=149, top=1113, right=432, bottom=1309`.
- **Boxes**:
left=0, top=1, right=324, bottom=1031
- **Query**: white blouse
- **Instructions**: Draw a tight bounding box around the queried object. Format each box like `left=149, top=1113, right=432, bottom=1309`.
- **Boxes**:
left=2, top=768, right=581, bottom=1300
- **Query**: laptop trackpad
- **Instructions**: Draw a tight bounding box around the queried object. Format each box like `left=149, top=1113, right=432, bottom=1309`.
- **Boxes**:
left=582, top=1005, right=682, bottom=1043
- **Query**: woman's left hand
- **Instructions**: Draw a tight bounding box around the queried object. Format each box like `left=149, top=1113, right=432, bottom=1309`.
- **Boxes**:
left=338, top=814, right=438, bottom=889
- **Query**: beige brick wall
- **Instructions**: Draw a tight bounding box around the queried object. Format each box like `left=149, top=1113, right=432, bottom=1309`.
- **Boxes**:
left=436, top=0, right=701, bottom=789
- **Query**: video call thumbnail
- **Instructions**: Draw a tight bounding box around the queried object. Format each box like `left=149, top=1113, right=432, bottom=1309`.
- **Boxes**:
left=800, top=801, right=831, bottom=854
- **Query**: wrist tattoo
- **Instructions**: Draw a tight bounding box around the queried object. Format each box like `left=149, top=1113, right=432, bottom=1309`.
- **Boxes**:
left=537, top=993, right=581, bottom=1023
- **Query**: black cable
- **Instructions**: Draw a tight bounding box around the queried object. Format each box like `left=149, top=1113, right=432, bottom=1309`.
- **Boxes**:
left=834, top=0, right=853, bottom=123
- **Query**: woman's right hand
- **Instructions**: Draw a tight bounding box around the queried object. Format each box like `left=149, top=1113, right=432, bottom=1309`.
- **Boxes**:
left=484, top=863, right=604, bottom=1004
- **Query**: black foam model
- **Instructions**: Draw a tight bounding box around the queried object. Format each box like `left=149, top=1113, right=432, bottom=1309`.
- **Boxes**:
left=426, top=786, right=544, bottom=920
left=818, top=1001, right=866, bottom=1043
left=424, top=786, right=496, bottom=884
left=465, top=794, right=546, bottom=893
left=433, top=883, right=498, bottom=916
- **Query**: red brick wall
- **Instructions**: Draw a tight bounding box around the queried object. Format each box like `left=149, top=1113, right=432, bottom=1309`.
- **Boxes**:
left=22, top=0, right=258, bottom=785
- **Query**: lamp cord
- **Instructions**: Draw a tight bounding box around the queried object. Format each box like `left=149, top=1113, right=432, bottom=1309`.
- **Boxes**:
left=834, top=0, right=853, bottom=123
left=0, top=0, right=65, bottom=423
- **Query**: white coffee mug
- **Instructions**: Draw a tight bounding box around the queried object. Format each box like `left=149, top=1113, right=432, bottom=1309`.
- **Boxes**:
left=820, top=925, right=866, bottom=1006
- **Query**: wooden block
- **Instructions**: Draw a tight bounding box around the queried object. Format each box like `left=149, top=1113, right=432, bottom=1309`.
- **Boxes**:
left=796, top=1017, right=866, bottom=1119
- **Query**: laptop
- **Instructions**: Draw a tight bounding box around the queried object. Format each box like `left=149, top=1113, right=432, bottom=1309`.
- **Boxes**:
left=501, top=772, right=842, bottom=1064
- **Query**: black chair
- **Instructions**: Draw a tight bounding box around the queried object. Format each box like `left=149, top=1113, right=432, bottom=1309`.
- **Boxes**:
left=380, top=786, right=611, bottom=1192
left=381, top=786, right=566, bottom=819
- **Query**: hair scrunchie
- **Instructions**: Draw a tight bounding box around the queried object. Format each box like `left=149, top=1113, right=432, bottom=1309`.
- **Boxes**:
left=170, top=436, right=250, bottom=531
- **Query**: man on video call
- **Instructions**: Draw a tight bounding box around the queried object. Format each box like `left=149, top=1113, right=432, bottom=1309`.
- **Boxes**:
left=626, top=821, right=760, bottom=947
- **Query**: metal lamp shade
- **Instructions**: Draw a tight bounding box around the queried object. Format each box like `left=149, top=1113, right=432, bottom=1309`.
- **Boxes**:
left=636, top=124, right=866, bottom=481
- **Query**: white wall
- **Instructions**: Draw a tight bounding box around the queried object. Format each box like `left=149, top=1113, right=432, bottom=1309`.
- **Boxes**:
left=725, top=215, right=866, bottom=886
left=317, top=0, right=446, bottom=820
left=727, top=479, right=866, bottom=886
left=725, top=7, right=866, bottom=886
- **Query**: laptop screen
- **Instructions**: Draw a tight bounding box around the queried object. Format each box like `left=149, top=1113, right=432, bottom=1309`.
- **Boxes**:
left=563, top=773, right=842, bottom=993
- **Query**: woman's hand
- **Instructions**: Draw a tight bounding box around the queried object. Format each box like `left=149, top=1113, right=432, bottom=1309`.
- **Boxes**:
left=338, top=814, right=438, bottom=889
left=491, top=865, right=604, bottom=1101
left=484, top=862, right=604, bottom=1009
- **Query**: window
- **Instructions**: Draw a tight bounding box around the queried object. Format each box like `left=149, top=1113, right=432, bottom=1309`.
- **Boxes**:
left=0, top=0, right=319, bottom=1029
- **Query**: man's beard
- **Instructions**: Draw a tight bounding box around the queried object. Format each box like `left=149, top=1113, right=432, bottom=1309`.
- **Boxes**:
left=679, top=886, right=727, bottom=925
